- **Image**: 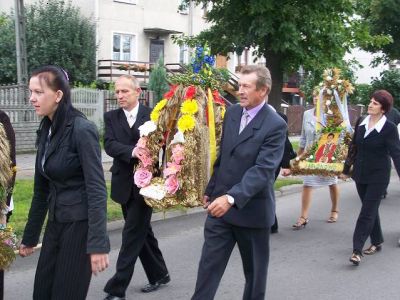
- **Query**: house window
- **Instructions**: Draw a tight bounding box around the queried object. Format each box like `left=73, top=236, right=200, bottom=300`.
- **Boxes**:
left=114, top=0, right=136, bottom=4
left=113, top=33, right=136, bottom=61
left=179, top=45, right=189, bottom=64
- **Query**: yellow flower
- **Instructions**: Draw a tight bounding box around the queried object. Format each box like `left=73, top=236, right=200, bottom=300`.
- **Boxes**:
left=150, top=110, right=160, bottom=122
left=220, top=106, right=226, bottom=119
left=177, top=115, right=196, bottom=132
left=153, top=99, right=167, bottom=112
left=181, top=100, right=198, bottom=115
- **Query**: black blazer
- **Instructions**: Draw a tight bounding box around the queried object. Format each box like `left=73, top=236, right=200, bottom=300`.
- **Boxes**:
left=347, top=118, right=400, bottom=184
left=205, top=104, right=286, bottom=228
left=22, top=116, right=110, bottom=254
left=104, top=105, right=151, bottom=204
left=0, top=110, right=16, bottom=206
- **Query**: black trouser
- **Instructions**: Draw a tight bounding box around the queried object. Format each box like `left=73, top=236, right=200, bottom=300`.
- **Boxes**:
left=33, top=220, right=92, bottom=300
left=192, top=216, right=270, bottom=300
left=353, top=183, right=386, bottom=253
left=104, top=194, right=168, bottom=298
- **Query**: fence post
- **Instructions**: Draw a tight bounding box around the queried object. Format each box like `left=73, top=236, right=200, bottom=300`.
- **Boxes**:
left=97, top=89, right=105, bottom=125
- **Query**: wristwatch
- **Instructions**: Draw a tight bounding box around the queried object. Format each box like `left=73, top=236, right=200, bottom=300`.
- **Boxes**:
left=227, top=195, right=235, bottom=205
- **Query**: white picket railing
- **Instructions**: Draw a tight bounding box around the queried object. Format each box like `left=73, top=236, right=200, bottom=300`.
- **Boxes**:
left=0, top=85, right=106, bottom=151
left=71, top=88, right=104, bottom=126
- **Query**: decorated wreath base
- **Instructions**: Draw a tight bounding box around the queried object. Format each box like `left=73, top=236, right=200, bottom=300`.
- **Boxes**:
left=292, top=161, right=344, bottom=176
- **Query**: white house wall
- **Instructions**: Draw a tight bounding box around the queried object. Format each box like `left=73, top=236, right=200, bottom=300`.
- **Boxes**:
left=95, top=0, right=210, bottom=64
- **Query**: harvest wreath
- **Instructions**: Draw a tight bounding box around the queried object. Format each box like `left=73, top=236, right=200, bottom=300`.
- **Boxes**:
left=291, top=68, right=355, bottom=176
left=0, top=123, right=17, bottom=270
left=133, top=45, right=227, bottom=209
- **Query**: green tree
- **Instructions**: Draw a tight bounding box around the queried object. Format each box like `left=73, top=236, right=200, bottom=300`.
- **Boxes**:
left=351, top=83, right=372, bottom=106
left=371, top=69, right=400, bottom=109
left=0, top=0, right=96, bottom=84
left=148, top=56, right=170, bottom=105
left=0, top=13, right=17, bottom=84
left=183, top=0, right=390, bottom=109
left=359, top=0, right=400, bottom=64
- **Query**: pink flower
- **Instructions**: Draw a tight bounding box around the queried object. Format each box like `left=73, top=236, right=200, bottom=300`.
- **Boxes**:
left=139, top=153, right=153, bottom=168
left=134, top=168, right=152, bottom=188
left=137, top=137, right=148, bottom=148
left=165, top=175, right=179, bottom=194
left=171, top=144, right=184, bottom=164
left=163, top=162, right=182, bottom=177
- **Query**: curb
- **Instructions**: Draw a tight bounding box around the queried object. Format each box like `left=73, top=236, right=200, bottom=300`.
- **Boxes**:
left=107, top=206, right=206, bottom=232
left=107, top=183, right=306, bottom=233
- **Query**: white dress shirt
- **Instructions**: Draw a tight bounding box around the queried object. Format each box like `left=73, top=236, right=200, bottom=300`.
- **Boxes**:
left=360, top=115, right=387, bottom=138
left=123, top=104, right=139, bottom=128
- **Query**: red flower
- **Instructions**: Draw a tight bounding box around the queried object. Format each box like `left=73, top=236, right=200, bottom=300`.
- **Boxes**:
left=185, top=86, right=196, bottom=99
left=212, top=90, right=225, bottom=105
left=163, top=85, right=178, bottom=99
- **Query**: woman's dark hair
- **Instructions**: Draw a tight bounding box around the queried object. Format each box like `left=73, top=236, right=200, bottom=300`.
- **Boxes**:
left=327, top=133, right=335, bottom=138
left=371, top=90, right=393, bottom=113
left=31, top=65, right=84, bottom=146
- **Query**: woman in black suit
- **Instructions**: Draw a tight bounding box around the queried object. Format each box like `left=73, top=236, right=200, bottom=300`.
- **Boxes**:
left=0, top=110, right=16, bottom=300
left=342, top=90, right=400, bottom=265
left=18, top=65, right=110, bottom=299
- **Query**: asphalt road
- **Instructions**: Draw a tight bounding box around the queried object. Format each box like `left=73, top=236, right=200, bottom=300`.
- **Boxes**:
left=5, top=177, right=400, bottom=299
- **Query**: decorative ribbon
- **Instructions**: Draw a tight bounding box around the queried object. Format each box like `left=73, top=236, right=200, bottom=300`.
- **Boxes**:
left=317, top=90, right=327, bottom=130
left=333, top=90, right=353, bottom=133
left=207, top=88, right=217, bottom=175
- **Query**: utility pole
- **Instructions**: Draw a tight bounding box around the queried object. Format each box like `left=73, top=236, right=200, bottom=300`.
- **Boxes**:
left=188, top=0, right=194, bottom=58
left=14, top=0, right=28, bottom=88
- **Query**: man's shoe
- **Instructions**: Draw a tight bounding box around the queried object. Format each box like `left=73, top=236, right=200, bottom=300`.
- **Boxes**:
left=141, top=274, right=170, bottom=293
left=103, top=294, right=126, bottom=300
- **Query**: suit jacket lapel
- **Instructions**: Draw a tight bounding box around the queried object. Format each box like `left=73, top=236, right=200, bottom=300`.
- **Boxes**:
left=223, top=105, right=242, bottom=153
left=43, top=120, right=73, bottom=167
left=118, top=108, right=132, bottom=137
left=233, top=105, right=267, bottom=149
left=227, top=104, right=269, bottom=153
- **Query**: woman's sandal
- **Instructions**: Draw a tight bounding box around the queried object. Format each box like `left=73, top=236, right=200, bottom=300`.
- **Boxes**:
left=349, top=252, right=362, bottom=266
left=327, top=210, right=339, bottom=223
left=292, top=216, right=309, bottom=230
left=363, top=244, right=382, bottom=255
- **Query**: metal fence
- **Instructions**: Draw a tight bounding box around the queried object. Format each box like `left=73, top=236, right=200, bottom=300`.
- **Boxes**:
left=0, top=84, right=153, bottom=152
left=1, top=84, right=362, bottom=152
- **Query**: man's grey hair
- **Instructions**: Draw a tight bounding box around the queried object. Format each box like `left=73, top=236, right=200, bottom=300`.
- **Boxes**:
left=240, top=65, right=272, bottom=92
left=117, top=74, right=140, bottom=89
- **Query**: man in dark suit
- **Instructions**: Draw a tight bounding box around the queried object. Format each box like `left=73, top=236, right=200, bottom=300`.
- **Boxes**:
left=103, top=75, right=169, bottom=300
left=191, top=65, right=286, bottom=300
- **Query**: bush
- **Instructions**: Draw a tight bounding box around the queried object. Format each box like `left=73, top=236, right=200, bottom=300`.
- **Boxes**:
left=148, top=56, right=170, bottom=105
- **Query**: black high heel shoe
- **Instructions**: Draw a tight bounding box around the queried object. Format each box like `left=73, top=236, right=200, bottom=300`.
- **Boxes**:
left=292, top=216, right=309, bottom=230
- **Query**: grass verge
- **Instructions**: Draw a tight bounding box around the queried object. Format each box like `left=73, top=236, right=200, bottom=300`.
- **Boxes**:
left=9, top=177, right=302, bottom=237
